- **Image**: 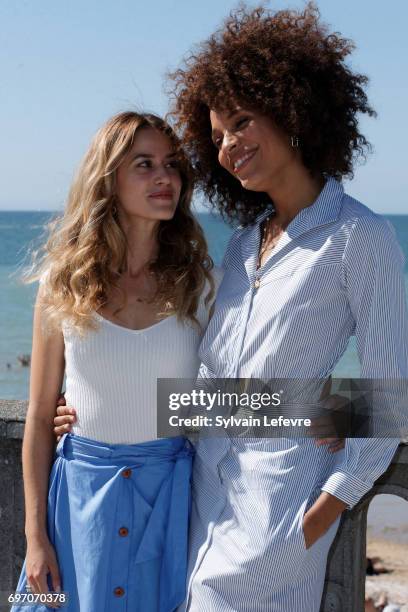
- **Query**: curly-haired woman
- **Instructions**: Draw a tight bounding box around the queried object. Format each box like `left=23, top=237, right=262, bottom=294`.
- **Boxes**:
left=166, top=4, right=408, bottom=611
left=12, top=111, right=222, bottom=612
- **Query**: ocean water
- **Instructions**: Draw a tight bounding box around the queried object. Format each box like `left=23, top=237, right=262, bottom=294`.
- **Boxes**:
left=1, top=210, right=408, bottom=400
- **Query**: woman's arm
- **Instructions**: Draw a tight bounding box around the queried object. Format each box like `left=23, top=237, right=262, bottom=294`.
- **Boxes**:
left=23, top=288, right=65, bottom=596
left=304, top=216, right=408, bottom=547
left=320, top=216, right=408, bottom=506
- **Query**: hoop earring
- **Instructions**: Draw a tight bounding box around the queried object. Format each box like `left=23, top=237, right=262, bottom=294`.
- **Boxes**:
left=112, top=204, right=117, bottom=215
left=291, top=136, right=300, bottom=148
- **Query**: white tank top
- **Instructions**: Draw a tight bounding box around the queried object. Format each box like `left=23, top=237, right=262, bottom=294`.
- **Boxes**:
left=63, top=268, right=223, bottom=444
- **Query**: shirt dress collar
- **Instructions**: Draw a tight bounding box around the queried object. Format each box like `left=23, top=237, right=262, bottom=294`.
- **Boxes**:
left=241, top=178, right=345, bottom=280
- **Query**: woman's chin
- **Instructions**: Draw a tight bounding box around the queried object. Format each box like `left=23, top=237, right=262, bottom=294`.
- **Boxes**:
left=239, top=175, right=265, bottom=192
left=147, top=204, right=178, bottom=221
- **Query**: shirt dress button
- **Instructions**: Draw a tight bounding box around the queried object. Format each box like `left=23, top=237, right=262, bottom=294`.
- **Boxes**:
left=118, top=527, right=129, bottom=537
left=122, top=469, right=132, bottom=478
left=114, top=587, right=125, bottom=597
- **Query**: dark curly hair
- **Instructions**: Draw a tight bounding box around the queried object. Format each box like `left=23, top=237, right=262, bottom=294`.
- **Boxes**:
left=168, top=2, right=376, bottom=225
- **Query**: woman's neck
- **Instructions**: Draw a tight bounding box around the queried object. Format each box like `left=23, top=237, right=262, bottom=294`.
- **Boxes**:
left=266, top=165, right=325, bottom=225
left=119, top=215, right=160, bottom=276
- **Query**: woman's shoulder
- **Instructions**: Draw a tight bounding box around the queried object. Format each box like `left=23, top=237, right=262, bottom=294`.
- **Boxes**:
left=194, top=266, right=224, bottom=327
left=210, top=265, right=225, bottom=292
left=221, top=222, right=254, bottom=269
left=341, top=195, right=404, bottom=265
left=200, top=265, right=224, bottom=307
left=341, top=194, right=393, bottom=235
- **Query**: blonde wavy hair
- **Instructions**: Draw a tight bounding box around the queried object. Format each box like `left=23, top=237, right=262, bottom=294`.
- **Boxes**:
left=27, top=111, right=214, bottom=332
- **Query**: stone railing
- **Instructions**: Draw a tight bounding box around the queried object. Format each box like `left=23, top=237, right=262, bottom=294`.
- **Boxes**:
left=0, top=400, right=26, bottom=610
left=1, top=400, right=407, bottom=611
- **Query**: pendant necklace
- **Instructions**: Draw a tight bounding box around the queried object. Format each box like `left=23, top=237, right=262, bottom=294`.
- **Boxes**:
left=254, top=216, right=280, bottom=289
left=127, top=263, right=156, bottom=304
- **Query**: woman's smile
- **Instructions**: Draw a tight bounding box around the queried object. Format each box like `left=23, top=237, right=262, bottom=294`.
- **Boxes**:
left=231, top=147, right=258, bottom=174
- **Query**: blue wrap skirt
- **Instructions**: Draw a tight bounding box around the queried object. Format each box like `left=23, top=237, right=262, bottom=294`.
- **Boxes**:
left=13, top=433, right=194, bottom=612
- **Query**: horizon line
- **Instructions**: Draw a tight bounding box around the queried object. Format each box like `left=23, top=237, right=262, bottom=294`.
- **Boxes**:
left=0, top=209, right=406, bottom=216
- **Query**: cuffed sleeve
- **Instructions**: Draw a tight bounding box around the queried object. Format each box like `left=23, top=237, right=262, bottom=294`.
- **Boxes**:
left=321, top=438, right=400, bottom=508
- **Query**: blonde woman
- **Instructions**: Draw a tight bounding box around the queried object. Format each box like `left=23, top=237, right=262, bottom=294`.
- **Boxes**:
left=13, top=111, right=218, bottom=612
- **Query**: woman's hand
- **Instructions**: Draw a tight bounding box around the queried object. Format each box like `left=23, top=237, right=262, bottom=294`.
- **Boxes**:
left=314, top=437, right=345, bottom=453
left=26, top=535, right=61, bottom=607
left=54, top=397, right=77, bottom=441
left=312, top=391, right=352, bottom=453
left=302, top=491, right=347, bottom=549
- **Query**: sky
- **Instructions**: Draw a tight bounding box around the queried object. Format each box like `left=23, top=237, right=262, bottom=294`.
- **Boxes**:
left=0, top=0, right=407, bottom=213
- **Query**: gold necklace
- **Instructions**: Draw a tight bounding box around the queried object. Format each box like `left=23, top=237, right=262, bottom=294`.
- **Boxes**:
left=135, top=280, right=156, bottom=304
left=254, top=216, right=280, bottom=289
left=120, top=266, right=157, bottom=304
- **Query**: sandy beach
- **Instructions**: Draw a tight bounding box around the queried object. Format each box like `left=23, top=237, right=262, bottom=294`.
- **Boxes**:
left=366, top=494, right=408, bottom=609
left=366, top=538, right=408, bottom=609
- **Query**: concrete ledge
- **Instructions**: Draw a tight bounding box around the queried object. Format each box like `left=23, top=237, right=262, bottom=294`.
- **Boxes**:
left=0, top=400, right=27, bottom=440
left=0, top=401, right=26, bottom=601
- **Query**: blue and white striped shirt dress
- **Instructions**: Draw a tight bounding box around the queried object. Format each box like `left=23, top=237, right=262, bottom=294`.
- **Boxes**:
left=182, top=178, right=408, bottom=612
